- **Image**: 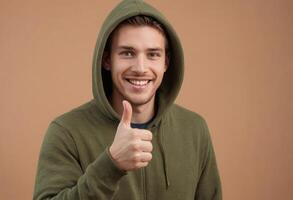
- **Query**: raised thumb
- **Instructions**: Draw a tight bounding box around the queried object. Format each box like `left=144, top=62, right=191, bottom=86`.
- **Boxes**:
left=121, top=100, right=132, bottom=127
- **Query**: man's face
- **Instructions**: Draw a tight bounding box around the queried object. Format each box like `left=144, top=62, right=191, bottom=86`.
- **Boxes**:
left=105, top=25, right=167, bottom=106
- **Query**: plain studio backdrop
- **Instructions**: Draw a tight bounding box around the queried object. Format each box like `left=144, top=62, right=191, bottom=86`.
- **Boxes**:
left=1, top=0, right=292, bottom=199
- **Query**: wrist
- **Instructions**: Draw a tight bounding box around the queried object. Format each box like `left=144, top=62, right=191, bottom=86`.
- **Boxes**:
left=107, top=146, right=125, bottom=172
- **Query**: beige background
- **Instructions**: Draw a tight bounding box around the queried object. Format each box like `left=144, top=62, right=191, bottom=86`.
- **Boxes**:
left=1, top=0, right=292, bottom=199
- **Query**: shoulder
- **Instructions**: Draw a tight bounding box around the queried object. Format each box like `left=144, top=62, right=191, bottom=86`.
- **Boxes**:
left=167, top=104, right=207, bottom=125
left=51, top=100, right=102, bottom=131
left=165, top=104, right=211, bottom=140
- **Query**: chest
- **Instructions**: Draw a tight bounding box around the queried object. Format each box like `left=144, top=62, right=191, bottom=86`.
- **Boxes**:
left=74, top=123, right=202, bottom=200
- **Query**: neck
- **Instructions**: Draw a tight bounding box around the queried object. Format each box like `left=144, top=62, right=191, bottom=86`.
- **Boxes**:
left=131, top=99, right=155, bottom=124
left=111, top=94, right=155, bottom=124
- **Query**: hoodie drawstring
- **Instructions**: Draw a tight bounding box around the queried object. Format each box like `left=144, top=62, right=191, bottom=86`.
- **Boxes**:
left=157, top=123, right=170, bottom=189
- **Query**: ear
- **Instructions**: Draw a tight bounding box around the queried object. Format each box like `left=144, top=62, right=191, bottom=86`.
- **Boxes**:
left=102, top=52, right=111, bottom=71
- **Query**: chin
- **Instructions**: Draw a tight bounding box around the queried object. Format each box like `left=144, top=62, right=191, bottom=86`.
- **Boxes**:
left=125, top=94, right=155, bottom=106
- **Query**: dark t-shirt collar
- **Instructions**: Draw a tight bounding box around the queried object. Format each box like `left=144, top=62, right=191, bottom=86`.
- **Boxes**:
left=131, top=117, right=154, bottom=129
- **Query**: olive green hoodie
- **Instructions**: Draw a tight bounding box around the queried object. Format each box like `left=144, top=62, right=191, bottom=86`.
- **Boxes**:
left=33, top=0, right=222, bottom=199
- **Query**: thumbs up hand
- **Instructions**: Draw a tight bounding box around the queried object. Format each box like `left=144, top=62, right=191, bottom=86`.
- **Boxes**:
left=109, top=100, right=153, bottom=171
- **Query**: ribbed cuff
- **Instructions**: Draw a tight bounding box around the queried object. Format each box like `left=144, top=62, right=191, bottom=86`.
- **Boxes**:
left=89, top=148, right=127, bottom=187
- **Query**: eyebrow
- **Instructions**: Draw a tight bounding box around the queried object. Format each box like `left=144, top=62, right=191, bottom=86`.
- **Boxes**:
left=117, top=46, right=135, bottom=51
left=148, top=48, right=164, bottom=52
left=117, top=46, right=164, bottom=52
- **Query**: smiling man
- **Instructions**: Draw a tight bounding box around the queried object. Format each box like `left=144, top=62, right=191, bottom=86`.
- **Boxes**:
left=104, top=24, right=168, bottom=123
left=33, top=0, right=222, bottom=200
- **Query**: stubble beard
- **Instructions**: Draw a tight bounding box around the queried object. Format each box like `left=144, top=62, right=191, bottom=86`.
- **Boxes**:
left=120, top=89, right=156, bottom=107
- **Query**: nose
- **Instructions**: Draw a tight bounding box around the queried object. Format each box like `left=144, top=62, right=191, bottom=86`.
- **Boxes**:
left=131, top=54, right=147, bottom=74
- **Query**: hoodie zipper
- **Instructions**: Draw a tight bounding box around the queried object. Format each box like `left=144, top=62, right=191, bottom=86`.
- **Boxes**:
left=142, top=168, right=147, bottom=200
left=141, top=125, right=157, bottom=200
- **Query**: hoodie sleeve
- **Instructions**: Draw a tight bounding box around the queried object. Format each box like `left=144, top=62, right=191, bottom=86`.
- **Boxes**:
left=33, top=121, right=126, bottom=200
left=194, top=118, right=222, bottom=200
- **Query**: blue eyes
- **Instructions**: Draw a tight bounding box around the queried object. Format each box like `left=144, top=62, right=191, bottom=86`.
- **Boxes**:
left=119, top=51, right=161, bottom=59
left=148, top=52, right=161, bottom=57
left=120, top=51, right=134, bottom=57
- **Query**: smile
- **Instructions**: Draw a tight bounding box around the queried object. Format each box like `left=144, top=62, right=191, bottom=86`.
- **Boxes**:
left=128, top=79, right=149, bottom=85
left=125, top=79, right=151, bottom=88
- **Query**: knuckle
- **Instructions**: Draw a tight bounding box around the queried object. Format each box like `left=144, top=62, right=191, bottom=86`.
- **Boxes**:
left=132, top=131, right=140, bottom=139
left=131, top=142, right=140, bottom=151
left=132, top=153, right=141, bottom=162
left=149, top=143, right=153, bottom=151
left=146, top=131, right=153, bottom=140
left=147, top=153, right=152, bottom=161
left=134, top=162, right=141, bottom=169
left=142, top=162, right=149, bottom=167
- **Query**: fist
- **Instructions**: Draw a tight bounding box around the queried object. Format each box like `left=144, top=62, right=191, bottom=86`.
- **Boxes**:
left=109, top=100, right=153, bottom=171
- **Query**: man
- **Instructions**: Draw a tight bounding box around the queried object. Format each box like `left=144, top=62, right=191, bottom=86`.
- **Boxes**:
left=33, top=0, right=222, bottom=199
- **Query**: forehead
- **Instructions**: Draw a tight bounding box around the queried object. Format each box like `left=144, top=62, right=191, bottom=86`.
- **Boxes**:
left=111, top=25, right=166, bottom=49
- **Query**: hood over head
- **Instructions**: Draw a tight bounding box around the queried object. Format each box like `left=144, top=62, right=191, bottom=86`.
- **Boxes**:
left=92, top=0, right=184, bottom=126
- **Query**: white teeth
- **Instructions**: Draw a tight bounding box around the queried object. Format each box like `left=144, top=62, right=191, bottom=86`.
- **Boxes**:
left=128, top=80, right=149, bottom=86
